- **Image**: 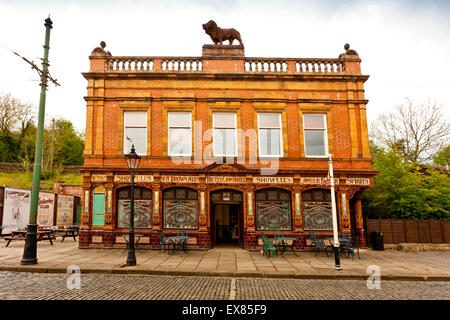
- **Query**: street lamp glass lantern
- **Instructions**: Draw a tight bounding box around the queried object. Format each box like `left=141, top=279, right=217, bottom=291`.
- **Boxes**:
left=125, top=145, right=141, bottom=170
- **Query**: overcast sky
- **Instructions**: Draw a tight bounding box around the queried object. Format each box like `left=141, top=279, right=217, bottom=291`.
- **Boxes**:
left=0, top=0, right=449, bottom=132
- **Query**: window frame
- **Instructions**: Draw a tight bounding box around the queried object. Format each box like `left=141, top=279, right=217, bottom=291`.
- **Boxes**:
left=212, top=112, right=238, bottom=157
left=302, top=113, right=329, bottom=158
left=167, top=112, right=192, bottom=157
left=257, top=113, right=284, bottom=158
left=123, top=111, right=147, bottom=156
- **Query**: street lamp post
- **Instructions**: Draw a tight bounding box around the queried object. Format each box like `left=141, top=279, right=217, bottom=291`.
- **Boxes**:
left=124, top=145, right=141, bottom=266
left=328, top=154, right=341, bottom=270
left=21, top=17, right=55, bottom=265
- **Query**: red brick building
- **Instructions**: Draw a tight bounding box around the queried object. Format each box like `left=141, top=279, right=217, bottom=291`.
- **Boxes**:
left=79, top=40, right=375, bottom=250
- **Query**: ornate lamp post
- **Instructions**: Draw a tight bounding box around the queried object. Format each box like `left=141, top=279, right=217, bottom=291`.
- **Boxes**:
left=124, top=144, right=141, bottom=266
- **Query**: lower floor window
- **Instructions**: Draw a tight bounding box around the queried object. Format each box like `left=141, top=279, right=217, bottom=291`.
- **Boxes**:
left=117, top=187, right=152, bottom=228
left=255, top=189, right=292, bottom=231
left=163, top=188, right=198, bottom=229
left=302, top=189, right=333, bottom=231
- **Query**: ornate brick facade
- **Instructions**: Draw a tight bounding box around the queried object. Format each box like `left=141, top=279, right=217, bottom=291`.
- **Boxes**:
left=79, top=40, right=375, bottom=250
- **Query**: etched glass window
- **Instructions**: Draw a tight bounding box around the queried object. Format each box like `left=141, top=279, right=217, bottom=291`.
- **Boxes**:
left=255, top=189, right=292, bottom=231
left=302, top=189, right=333, bottom=231
left=124, top=112, right=147, bottom=155
left=168, top=112, right=192, bottom=156
left=117, top=187, right=152, bottom=229
left=163, top=188, right=198, bottom=229
left=213, top=113, right=237, bottom=156
left=303, top=114, right=328, bottom=157
left=258, top=113, right=283, bottom=157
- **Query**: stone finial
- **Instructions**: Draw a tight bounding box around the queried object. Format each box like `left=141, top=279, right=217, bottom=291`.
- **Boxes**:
left=339, top=43, right=359, bottom=59
left=91, top=41, right=112, bottom=56
left=344, top=43, right=358, bottom=56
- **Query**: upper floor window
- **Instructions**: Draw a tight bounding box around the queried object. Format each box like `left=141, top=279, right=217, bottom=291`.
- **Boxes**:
left=213, top=113, right=237, bottom=157
left=124, top=112, right=147, bottom=155
left=303, top=114, right=328, bottom=157
left=258, top=113, right=283, bottom=157
left=168, top=112, right=192, bottom=156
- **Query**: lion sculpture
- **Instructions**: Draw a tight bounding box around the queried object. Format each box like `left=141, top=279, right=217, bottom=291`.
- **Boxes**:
left=202, top=20, right=243, bottom=46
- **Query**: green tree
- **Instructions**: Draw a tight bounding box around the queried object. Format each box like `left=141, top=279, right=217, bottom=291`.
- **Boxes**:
left=363, top=146, right=450, bottom=220
left=433, top=145, right=449, bottom=168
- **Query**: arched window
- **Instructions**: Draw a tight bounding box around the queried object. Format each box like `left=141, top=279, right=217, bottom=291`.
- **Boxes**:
left=116, top=187, right=152, bottom=228
left=92, top=186, right=106, bottom=227
left=163, top=188, right=198, bottom=229
left=255, top=189, right=292, bottom=231
left=302, top=188, right=333, bottom=231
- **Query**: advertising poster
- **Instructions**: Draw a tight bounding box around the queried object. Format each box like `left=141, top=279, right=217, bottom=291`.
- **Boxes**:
left=2, top=188, right=31, bottom=234
left=37, top=192, right=55, bottom=227
left=56, top=195, right=74, bottom=226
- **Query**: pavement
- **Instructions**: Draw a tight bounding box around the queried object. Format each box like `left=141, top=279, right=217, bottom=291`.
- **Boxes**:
left=1, top=238, right=449, bottom=281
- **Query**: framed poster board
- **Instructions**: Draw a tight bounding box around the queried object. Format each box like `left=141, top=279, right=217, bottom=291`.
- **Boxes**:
left=2, top=188, right=31, bottom=234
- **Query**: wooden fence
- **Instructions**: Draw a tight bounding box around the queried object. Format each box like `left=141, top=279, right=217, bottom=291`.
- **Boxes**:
left=366, top=219, right=450, bottom=244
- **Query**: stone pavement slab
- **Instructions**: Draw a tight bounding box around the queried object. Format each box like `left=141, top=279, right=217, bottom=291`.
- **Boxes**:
left=0, top=238, right=449, bottom=281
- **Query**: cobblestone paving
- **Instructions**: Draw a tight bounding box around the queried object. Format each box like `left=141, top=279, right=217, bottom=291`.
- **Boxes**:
left=0, top=271, right=448, bottom=300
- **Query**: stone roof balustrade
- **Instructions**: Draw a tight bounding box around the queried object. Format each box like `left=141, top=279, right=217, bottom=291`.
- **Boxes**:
left=89, top=55, right=360, bottom=75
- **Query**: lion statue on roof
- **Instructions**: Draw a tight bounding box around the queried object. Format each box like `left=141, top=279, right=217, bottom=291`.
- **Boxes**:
left=202, top=20, right=243, bottom=46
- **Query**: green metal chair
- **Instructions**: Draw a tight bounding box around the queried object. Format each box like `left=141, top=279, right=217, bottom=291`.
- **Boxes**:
left=260, top=233, right=277, bottom=258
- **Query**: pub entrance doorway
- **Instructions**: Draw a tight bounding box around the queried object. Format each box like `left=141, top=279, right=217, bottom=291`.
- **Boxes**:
left=210, top=190, right=244, bottom=248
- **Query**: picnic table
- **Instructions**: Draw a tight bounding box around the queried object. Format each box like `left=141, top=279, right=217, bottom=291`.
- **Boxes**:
left=274, top=236, right=298, bottom=256
left=4, top=230, right=54, bottom=247
left=325, top=237, right=351, bottom=255
left=43, top=226, right=79, bottom=242
left=166, top=235, right=190, bottom=254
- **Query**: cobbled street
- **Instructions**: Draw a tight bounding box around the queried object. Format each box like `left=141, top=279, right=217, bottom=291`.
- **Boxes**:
left=0, top=271, right=449, bottom=300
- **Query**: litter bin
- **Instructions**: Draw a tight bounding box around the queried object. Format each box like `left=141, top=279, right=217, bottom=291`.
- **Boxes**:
left=370, top=231, right=384, bottom=251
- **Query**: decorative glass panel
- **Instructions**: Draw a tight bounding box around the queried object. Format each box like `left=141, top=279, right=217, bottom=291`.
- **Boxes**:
left=119, top=189, right=129, bottom=199
left=212, top=193, right=221, bottom=201
left=268, top=191, right=278, bottom=200
left=142, top=190, right=152, bottom=199
left=302, top=201, right=332, bottom=230
left=256, top=192, right=266, bottom=200
left=313, top=190, right=323, bottom=201
left=176, top=189, right=186, bottom=199
left=279, top=192, right=290, bottom=201
left=164, top=200, right=198, bottom=229
left=117, top=199, right=152, bottom=228
left=164, top=190, right=174, bottom=199
left=302, top=192, right=312, bottom=201
left=187, top=190, right=198, bottom=200
left=232, top=192, right=242, bottom=201
left=256, top=201, right=292, bottom=231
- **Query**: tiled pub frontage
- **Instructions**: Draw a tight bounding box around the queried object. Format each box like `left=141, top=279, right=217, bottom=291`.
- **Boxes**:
left=78, top=167, right=373, bottom=250
left=79, top=33, right=376, bottom=251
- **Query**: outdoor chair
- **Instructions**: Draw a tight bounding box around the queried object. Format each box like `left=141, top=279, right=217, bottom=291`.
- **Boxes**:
left=158, top=230, right=171, bottom=253
left=260, top=233, right=277, bottom=258
left=174, top=231, right=188, bottom=253
left=341, top=235, right=360, bottom=260
left=308, top=232, right=329, bottom=257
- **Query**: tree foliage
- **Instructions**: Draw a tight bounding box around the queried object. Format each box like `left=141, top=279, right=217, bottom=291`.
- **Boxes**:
left=370, top=98, right=449, bottom=164
left=433, top=145, right=450, bottom=168
left=363, top=146, right=450, bottom=220
left=0, top=93, right=84, bottom=169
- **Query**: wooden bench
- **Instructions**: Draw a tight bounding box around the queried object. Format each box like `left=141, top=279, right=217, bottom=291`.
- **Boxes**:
left=4, top=235, right=26, bottom=247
